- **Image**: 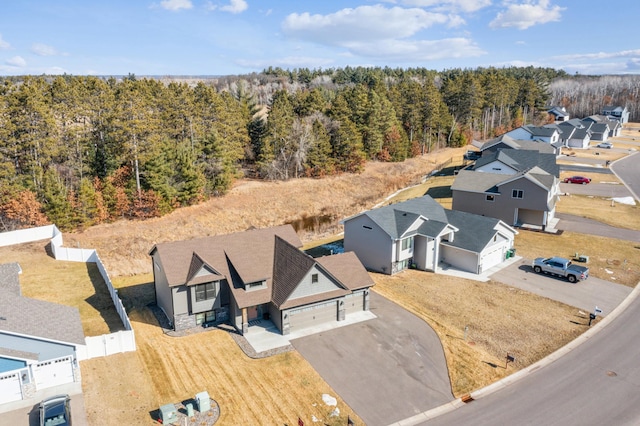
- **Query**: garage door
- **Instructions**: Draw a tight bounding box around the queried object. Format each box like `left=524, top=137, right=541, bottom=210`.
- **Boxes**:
left=481, top=245, right=506, bottom=271
left=288, top=300, right=338, bottom=332
left=344, top=291, right=364, bottom=315
left=441, top=245, right=478, bottom=273
left=33, top=356, right=74, bottom=390
left=0, top=372, right=22, bottom=404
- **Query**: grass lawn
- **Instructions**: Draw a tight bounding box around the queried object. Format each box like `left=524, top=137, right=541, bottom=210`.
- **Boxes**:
left=371, top=271, right=591, bottom=396
left=81, top=291, right=362, bottom=425
left=0, top=241, right=124, bottom=336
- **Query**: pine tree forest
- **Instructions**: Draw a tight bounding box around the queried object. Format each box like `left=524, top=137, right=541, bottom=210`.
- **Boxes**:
left=1, top=67, right=636, bottom=231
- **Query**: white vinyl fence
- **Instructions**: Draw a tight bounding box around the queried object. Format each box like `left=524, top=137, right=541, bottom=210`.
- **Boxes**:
left=0, top=224, right=136, bottom=359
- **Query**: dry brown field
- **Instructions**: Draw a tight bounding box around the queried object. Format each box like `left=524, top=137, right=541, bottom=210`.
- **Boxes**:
left=4, top=139, right=639, bottom=425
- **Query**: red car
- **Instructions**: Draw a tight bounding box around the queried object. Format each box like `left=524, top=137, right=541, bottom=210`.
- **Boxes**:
left=563, top=176, right=591, bottom=184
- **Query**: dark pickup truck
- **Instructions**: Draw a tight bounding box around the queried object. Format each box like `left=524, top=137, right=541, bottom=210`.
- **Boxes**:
left=532, top=256, right=589, bottom=283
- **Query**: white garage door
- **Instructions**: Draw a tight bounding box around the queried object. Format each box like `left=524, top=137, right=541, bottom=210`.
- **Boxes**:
left=34, top=356, right=74, bottom=390
left=344, top=291, right=364, bottom=315
left=0, top=372, right=22, bottom=404
left=288, top=300, right=338, bottom=332
left=441, top=245, right=478, bottom=273
left=481, top=245, right=506, bottom=272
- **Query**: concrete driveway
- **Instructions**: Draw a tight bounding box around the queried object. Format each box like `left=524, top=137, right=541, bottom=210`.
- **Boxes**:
left=291, top=292, right=453, bottom=426
left=489, top=258, right=632, bottom=316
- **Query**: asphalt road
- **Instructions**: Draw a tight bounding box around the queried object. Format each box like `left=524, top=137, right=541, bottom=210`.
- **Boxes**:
left=489, top=258, right=632, bottom=316
left=291, top=292, right=453, bottom=426
left=555, top=213, right=640, bottom=243
left=611, top=151, right=640, bottom=201
left=421, top=286, right=640, bottom=426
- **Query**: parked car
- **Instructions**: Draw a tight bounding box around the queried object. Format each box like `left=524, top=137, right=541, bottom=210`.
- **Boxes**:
left=39, top=394, right=72, bottom=426
left=464, top=150, right=481, bottom=160
left=563, top=176, right=591, bottom=184
left=596, top=142, right=613, bottom=149
left=532, top=256, right=589, bottom=283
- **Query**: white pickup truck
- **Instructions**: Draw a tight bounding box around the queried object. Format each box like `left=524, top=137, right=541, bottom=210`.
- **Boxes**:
left=532, top=256, right=589, bottom=283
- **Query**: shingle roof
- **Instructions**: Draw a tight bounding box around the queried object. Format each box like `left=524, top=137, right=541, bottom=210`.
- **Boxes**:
left=361, top=196, right=449, bottom=239
left=451, top=169, right=507, bottom=193
left=0, top=263, right=85, bottom=346
left=474, top=149, right=559, bottom=177
left=480, top=135, right=556, bottom=154
left=151, top=225, right=373, bottom=311
left=443, top=210, right=502, bottom=253
left=523, top=125, right=558, bottom=137
left=271, top=236, right=317, bottom=308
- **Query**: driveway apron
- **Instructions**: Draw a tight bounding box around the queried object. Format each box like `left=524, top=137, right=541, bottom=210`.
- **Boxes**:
left=291, top=291, right=453, bottom=426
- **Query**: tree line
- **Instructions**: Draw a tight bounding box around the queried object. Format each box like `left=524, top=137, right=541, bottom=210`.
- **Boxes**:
left=2, top=66, right=610, bottom=232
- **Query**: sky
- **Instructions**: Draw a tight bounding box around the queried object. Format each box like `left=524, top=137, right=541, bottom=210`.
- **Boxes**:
left=1, top=0, right=639, bottom=77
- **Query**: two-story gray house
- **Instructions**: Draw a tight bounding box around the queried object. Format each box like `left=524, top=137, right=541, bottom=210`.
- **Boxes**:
left=342, top=196, right=517, bottom=276
left=452, top=148, right=560, bottom=229
left=602, top=105, right=630, bottom=124
left=150, top=225, right=374, bottom=336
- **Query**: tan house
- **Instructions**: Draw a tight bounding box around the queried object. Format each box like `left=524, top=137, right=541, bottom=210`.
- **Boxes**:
left=149, top=225, right=373, bottom=335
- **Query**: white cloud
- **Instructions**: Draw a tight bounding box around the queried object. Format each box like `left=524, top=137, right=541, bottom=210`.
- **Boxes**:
left=160, top=0, right=193, bottom=11
left=281, top=5, right=484, bottom=64
left=31, top=43, right=58, bottom=56
left=6, top=56, right=26, bottom=67
left=0, top=34, right=10, bottom=50
left=490, top=0, right=564, bottom=30
left=283, top=5, right=451, bottom=45
left=220, top=0, right=248, bottom=14
left=398, top=0, right=492, bottom=13
left=551, top=49, right=640, bottom=61
left=345, top=38, right=485, bottom=61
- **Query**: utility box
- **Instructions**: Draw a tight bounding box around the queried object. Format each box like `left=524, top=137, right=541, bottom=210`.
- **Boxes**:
left=195, top=391, right=210, bottom=412
left=159, top=403, right=178, bottom=424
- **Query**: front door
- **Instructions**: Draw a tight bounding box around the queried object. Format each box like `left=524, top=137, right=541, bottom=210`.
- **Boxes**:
left=247, top=306, right=259, bottom=321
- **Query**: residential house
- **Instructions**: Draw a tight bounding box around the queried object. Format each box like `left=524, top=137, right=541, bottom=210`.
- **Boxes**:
left=602, top=105, right=630, bottom=124
left=556, top=121, right=592, bottom=149
left=480, top=134, right=559, bottom=157
left=0, top=263, right=84, bottom=405
left=583, top=115, right=622, bottom=137
left=342, top=196, right=517, bottom=275
left=503, top=124, right=562, bottom=145
left=150, top=225, right=374, bottom=336
left=451, top=149, right=560, bottom=230
left=548, top=106, right=570, bottom=122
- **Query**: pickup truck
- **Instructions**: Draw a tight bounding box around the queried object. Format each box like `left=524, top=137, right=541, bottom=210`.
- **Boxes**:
left=532, top=256, right=589, bottom=283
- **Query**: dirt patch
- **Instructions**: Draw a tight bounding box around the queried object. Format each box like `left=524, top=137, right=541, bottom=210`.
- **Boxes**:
left=63, top=148, right=465, bottom=277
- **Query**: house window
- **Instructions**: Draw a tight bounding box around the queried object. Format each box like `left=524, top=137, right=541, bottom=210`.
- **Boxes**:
left=486, top=194, right=495, bottom=202
left=195, top=282, right=216, bottom=302
left=512, top=189, right=524, bottom=199
left=311, top=273, right=318, bottom=284
left=401, top=237, right=412, bottom=250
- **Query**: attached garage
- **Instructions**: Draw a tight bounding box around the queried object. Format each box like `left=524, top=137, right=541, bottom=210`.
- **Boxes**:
left=0, top=372, right=22, bottom=404
left=33, top=356, right=74, bottom=390
left=286, top=300, right=338, bottom=332
left=440, top=245, right=479, bottom=273
left=480, top=244, right=507, bottom=272
left=344, top=291, right=365, bottom=315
